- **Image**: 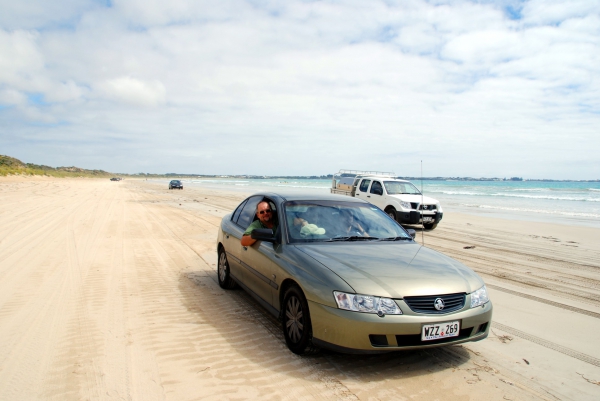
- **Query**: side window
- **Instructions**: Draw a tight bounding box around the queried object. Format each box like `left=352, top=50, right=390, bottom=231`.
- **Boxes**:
left=359, top=179, right=371, bottom=192
left=236, top=196, right=262, bottom=229
left=231, top=199, right=248, bottom=224
left=370, top=181, right=383, bottom=195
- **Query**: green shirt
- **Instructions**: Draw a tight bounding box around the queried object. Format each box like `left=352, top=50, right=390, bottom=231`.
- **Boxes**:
left=243, top=219, right=279, bottom=236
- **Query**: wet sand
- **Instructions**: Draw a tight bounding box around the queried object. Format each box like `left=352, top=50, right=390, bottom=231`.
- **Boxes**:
left=1, top=176, right=599, bottom=400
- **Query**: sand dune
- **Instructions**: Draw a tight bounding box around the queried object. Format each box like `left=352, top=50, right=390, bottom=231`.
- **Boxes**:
left=1, top=177, right=599, bottom=400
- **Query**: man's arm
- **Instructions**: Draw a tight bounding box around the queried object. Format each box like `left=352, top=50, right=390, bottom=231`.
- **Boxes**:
left=241, top=220, right=260, bottom=246
left=240, top=235, right=256, bottom=247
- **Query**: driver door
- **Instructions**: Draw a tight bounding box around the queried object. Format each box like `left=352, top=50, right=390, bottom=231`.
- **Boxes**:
left=241, top=199, right=279, bottom=308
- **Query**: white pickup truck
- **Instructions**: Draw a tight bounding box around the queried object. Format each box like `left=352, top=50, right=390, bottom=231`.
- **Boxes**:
left=330, top=170, right=443, bottom=230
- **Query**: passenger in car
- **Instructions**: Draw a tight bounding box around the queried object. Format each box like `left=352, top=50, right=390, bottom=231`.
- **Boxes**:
left=240, top=201, right=278, bottom=246
left=342, top=211, right=368, bottom=237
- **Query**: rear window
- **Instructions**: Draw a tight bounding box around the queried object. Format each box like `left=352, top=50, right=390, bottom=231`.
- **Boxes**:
left=359, top=179, right=371, bottom=192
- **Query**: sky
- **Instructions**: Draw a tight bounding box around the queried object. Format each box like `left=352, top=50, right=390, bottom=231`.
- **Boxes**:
left=0, top=0, right=599, bottom=179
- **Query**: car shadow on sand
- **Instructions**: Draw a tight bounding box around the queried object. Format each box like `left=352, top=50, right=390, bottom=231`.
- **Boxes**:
left=180, top=270, right=472, bottom=386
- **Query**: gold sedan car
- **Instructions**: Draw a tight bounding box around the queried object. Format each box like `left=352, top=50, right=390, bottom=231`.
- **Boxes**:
left=217, top=192, right=492, bottom=354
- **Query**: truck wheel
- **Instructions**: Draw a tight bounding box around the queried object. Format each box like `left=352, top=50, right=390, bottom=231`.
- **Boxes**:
left=385, top=207, right=397, bottom=222
left=423, top=223, right=438, bottom=230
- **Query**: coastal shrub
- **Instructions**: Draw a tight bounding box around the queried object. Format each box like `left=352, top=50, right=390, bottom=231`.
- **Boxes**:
left=0, top=155, right=113, bottom=178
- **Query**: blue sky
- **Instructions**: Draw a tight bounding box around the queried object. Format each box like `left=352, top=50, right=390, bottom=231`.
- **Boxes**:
left=0, top=0, right=599, bottom=179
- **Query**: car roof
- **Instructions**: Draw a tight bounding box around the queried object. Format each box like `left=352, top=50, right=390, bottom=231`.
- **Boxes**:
left=250, top=191, right=367, bottom=204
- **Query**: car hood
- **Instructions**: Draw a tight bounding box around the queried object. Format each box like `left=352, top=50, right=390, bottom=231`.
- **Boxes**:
left=296, top=243, right=483, bottom=298
left=389, top=194, right=438, bottom=205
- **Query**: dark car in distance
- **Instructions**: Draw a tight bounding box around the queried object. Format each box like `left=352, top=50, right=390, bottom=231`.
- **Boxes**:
left=169, top=180, right=183, bottom=190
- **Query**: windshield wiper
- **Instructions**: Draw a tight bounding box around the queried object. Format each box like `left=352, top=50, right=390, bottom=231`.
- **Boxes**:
left=380, top=236, right=412, bottom=241
left=326, top=236, right=380, bottom=242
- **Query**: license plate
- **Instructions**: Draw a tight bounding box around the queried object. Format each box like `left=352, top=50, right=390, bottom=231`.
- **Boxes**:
left=421, top=321, right=460, bottom=341
left=422, top=217, right=434, bottom=222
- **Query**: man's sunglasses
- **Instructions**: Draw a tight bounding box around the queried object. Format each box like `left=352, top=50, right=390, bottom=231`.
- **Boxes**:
left=258, top=209, right=272, bottom=215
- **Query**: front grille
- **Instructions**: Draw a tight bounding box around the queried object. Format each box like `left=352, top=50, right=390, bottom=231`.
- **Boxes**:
left=419, top=204, right=437, bottom=211
left=410, top=202, right=419, bottom=209
left=403, top=293, right=466, bottom=314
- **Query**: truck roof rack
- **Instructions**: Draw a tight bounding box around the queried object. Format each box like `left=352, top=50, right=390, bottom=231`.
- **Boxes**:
left=334, top=169, right=396, bottom=178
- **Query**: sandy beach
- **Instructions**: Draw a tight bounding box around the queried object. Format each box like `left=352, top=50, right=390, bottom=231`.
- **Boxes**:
left=1, top=176, right=599, bottom=401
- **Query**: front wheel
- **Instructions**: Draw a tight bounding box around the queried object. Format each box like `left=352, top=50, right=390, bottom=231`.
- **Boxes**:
left=385, top=207, right=397, bottom=222
left=423, top=223, right=438, bottom=230
left=282, top=285, right=318, bottom=355
left=217, top=249, right=236, bottom=289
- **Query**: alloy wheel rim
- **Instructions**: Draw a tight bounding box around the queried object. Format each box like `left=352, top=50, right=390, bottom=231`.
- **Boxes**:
left=218, top=253, right=227, bottom=282
left=285, top=296, right=303, bottom=343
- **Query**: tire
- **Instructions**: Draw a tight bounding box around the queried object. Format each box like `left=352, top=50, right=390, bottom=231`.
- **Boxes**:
left=217, top=249, right=236, bottom=289
left=423, top=223, right=438, bottom=230
left=282, top=285, right=318, bottom=355
left=385, top=207, right=397, bottom=222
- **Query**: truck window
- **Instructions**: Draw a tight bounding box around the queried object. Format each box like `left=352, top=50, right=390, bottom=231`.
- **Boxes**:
left=370, top=181, right=383, bottom=196
left=384, top=181, right=421, bottom=195
left=359, top=179, right=371, bottom=192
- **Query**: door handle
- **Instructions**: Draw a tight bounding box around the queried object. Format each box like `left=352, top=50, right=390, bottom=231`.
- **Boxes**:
left=226, top=234, right=230, bottom=239
left=367, top=195, right=370, bottom=198
left=243, top=246, right=248, bottom=251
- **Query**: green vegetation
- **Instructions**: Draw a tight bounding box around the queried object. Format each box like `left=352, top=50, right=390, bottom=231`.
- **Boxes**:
left=0, top=155, right=113, bottom=178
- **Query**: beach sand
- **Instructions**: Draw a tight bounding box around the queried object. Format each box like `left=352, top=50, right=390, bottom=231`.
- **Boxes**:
left=1, top=176, right=599, bottom=400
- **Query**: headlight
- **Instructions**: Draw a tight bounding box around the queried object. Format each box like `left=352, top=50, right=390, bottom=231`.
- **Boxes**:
left=399, top=201, right=411, bottom=209
left=470, top=285, right=489, bottom=308
left=333, top=291, right=402, bottom=315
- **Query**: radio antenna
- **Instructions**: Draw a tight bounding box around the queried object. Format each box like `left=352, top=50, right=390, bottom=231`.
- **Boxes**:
left=421, top=160, right=424, bottom=246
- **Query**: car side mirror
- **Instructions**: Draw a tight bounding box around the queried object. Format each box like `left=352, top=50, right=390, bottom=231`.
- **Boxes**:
left=406, top=229, right=416, bottom=239
left=251, top=228, right=277, bottom=243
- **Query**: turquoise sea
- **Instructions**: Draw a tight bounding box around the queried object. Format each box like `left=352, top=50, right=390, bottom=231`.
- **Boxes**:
left=156, top=178, right=600, bottom=228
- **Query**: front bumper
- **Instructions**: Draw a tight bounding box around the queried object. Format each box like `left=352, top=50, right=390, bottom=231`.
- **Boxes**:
left=397, top=211, right=443, bottom=225
left=309, top=299, right=492, bottom=353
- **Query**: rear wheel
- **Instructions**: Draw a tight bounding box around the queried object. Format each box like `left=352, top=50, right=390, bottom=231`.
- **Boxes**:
left=282, top=285, right=318, bottom=355
left=217, top=249, right=236, bottom=289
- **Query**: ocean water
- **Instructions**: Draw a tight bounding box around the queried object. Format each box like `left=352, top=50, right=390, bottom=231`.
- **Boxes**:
left=157, top=178, right=600, bottom=228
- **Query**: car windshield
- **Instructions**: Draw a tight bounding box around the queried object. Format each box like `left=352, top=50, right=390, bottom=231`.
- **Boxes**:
left=383, top=181, right=421, bottom=195
left=284, top=200, right=411, bottom=243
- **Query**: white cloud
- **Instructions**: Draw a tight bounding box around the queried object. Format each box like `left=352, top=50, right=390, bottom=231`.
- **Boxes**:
left=98, top=77, right=166, bottom=107
left=0, top=29, right=44, bottom=89
left=0, top=88, right=26, bottom=106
